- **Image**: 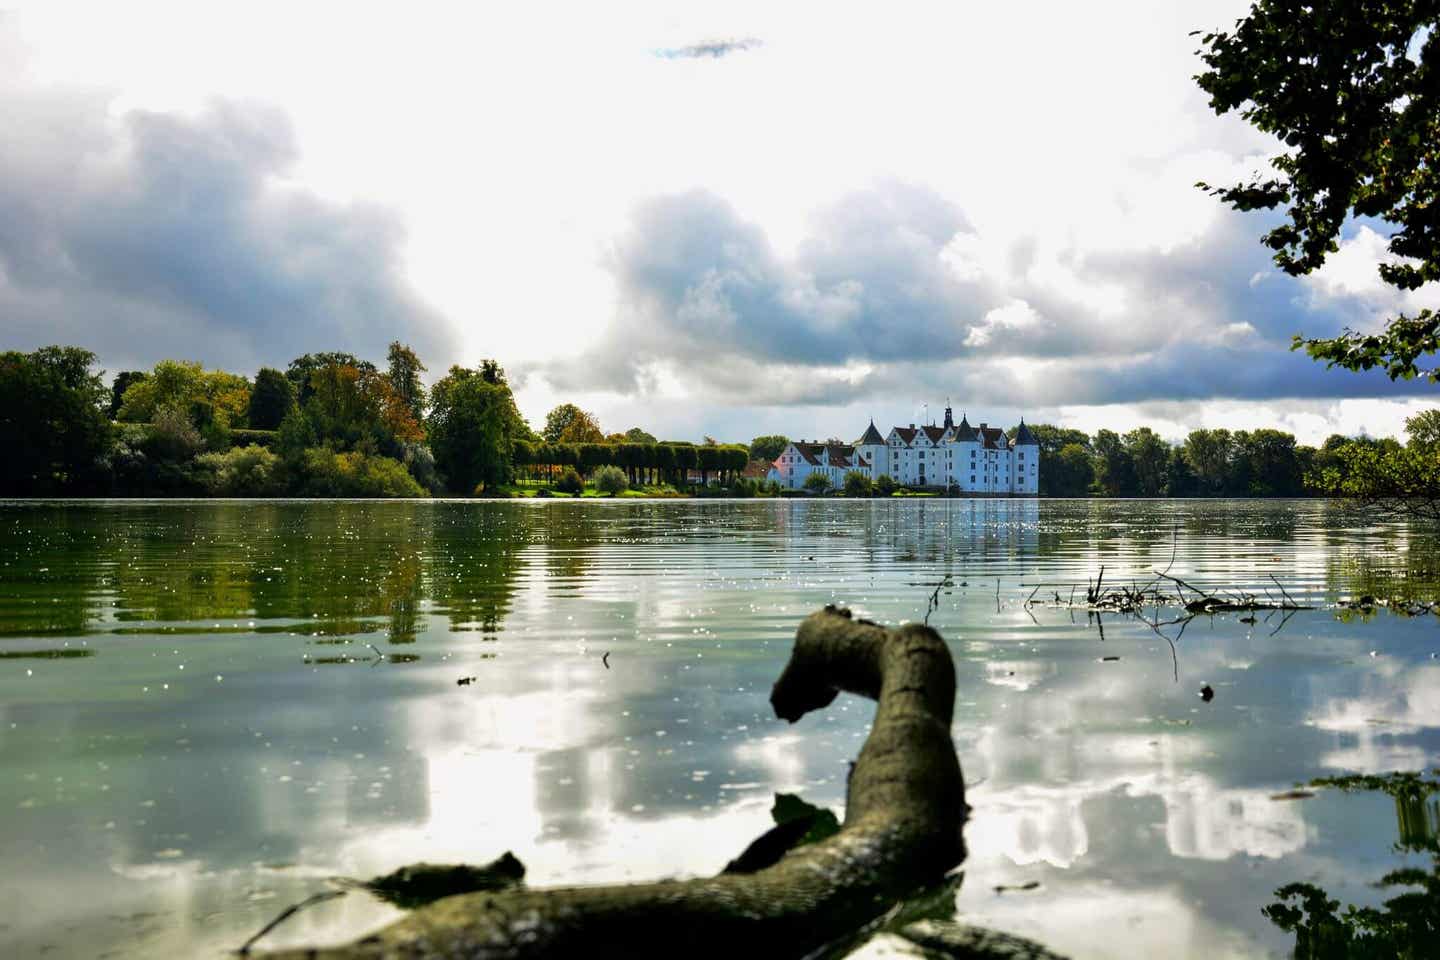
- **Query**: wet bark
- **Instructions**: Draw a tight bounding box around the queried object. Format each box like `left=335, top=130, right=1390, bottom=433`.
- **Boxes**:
left=264, top=608, right=994, bottom=959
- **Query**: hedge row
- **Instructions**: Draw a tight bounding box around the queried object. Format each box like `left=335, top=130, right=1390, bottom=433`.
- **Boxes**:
left=513, top=440, right=750, bottom=486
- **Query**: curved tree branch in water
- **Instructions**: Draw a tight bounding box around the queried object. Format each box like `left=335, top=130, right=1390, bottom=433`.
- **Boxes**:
left=265, top=607, right=1004, bottom=959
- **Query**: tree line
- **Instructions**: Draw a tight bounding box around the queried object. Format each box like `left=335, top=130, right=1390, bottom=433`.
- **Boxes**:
left=1020, top=419, right=1440, bottom=502
left=0, top=344, right=702, bottom=497
left=4, top=341, right=1435, bottom=504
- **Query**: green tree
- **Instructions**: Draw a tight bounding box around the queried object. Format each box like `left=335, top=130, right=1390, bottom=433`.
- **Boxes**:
left=386, top=341, right=427, bottom=422
left=247, top=367, right=295, bottom=430
left=1049, top=443, right=1096, bottom=497
left=842, top=470, right=873, bottom=497
left=1236, top=428, right=1304, bottom=497
left=1124, top=427, right=1170, bottom=497
left=1404, top=409, right=1440, bottom=453
left=543, top=403, right=604, bottom=443
left=427, top=362, right=527, bottom=493
left=109, top=371, right=147, bottom=419
left=1164, top=447, right=1200, bottom=497
left=624, top=426, right=657, bottom=443
left=749, top=435, right=790, bottom=462
left=1093, top=429, right=1137, bottom=496
left=0, top=347, right=112, bottom=494
left=804, top=471, right=833, bottom=495
left=479, top=359, right=507, bottom=385
left=117, top=359, right=251, bottom=427
left=1311, top=437, right=1440, bottom=519
left=874, top=474, right=898, bottom=496
left=1197, top=1, right=1440, bottom=382
left=1183, top=428, right=1234, bottom=495
left=1014, top=424, right=1090, bottom=456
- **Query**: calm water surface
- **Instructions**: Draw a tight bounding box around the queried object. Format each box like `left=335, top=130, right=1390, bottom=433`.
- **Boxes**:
left=1, top=499, right=1437, bottom=958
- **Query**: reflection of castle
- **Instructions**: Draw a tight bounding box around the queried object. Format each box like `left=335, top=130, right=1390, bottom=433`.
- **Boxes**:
left=768, top=403, right=1039, bottom=493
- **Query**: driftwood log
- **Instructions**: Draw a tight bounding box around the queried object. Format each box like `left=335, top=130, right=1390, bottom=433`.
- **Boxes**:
left=265, top=607, right=1049, bottom=959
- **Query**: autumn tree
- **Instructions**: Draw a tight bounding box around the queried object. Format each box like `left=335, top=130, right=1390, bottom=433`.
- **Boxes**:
left=543, top=403, right=604, bottom=443
left=386, top=341, right=427, bottom=422
left=287, top=352, right=373, bottom=405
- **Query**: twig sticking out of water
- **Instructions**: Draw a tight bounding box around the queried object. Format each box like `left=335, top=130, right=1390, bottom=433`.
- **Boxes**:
left=236, top=890, right=346, bottom=954
left=922, top=575, right=954, bottom=626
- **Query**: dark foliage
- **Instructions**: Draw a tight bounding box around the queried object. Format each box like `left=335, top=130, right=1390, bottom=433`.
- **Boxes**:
left=247, top=367, right=295, bottom=431
left=1196, top=1, right=1440, bottom=381
left=0, top=347, right=112, bottom=495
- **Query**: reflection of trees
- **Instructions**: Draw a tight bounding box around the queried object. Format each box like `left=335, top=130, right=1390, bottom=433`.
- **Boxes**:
left=0, top=501, right=538, bottom=644
left=247, top=504, right=430, bottom=643
left=112, top=503, right=260, bottom=624
left=1326, top=523, right=1440, bottom=606
left=428, top=506, right=528, bottom=635
left=540, top=504, right=601, bottom=590
left=1263, top=771, right=1440, bottom=959
left=0, top=506, right=107, bottom=637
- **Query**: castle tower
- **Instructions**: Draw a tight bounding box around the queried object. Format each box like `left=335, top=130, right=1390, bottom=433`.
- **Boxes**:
left=942, top=400, right=954, bottom=431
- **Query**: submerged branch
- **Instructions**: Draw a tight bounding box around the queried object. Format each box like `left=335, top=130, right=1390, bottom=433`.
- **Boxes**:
left=264, top=607, right=1056, bottom=959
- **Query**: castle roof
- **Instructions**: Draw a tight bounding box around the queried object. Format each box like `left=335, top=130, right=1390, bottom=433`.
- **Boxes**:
left=921, top=425, right=947, bottom=444
left=979, top=426, right=1007, bottom=449
left=792, top=441, right=856, bottom=467
left=953, top=414, right=977, bottom=442
left=857, top=420, right=885, bottom=446
left=1013, top=419, right=1039, bottom=446
left=893, top=426, right=918, bottom=445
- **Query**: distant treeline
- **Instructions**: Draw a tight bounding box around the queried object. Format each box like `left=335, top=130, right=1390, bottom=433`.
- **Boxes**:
left=1016, top=422, right=1439, bottom=500
left=4, top=343, right=1436, bottom=503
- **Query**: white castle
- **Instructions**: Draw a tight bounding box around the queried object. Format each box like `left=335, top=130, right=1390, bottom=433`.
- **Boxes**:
left=768, top=403, right=1039, bottom=494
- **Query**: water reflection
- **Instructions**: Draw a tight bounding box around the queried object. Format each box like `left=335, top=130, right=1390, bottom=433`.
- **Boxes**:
left=0, top=499, right=1436, bottom=958
left=1262, top=772, right=1439, bottom=959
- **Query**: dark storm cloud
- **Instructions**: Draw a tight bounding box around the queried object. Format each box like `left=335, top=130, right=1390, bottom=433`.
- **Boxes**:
left=535, top=183, right=1433, bottom=407
left=654, top=38, right=762, bottom=60
left=0, top=64, right=456, bottom=374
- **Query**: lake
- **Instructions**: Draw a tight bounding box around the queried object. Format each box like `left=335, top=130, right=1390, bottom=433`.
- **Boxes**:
left=1, top=499, right=1437, bottom=958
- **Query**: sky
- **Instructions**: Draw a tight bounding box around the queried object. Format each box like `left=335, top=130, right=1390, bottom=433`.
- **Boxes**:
left=2, top=1, right=1437, bottom=445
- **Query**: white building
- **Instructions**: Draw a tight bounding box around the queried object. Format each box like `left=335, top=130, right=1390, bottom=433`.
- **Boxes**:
left=768, top=440, right=860, bottom=490
left=769, top=404, right=1039, bottom=494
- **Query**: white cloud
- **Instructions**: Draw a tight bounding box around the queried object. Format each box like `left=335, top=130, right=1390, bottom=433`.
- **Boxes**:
left=965, top=300, right=1046, bottom=348
left=2, top=1, right=1435, bottom=442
